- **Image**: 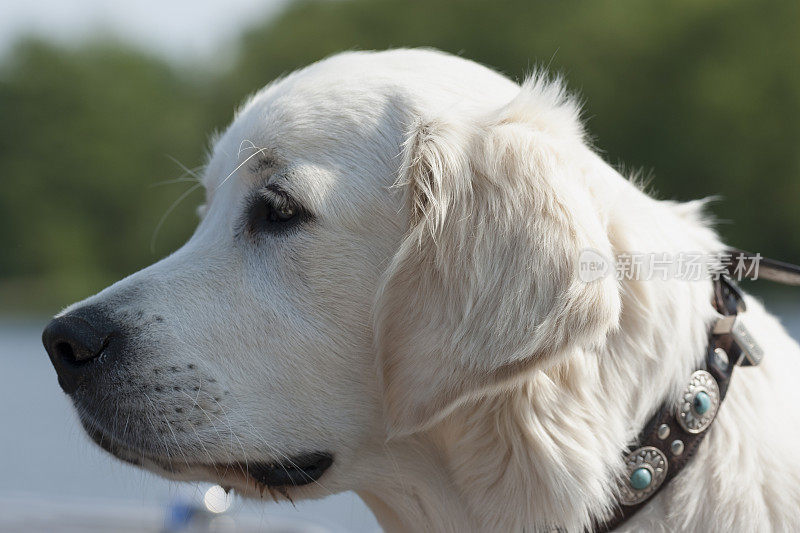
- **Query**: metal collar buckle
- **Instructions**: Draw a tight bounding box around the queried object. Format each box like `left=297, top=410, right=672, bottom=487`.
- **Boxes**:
left=712, top=314, right=763, bottom=366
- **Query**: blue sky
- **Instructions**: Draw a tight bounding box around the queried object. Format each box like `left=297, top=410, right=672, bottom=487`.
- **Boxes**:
left=0, top=0, right=288, bottom=60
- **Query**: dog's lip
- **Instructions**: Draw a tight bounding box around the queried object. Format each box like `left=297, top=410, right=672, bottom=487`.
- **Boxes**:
left=166, top=453, right=335, bottom=488
left=79, top=416, right=333, bottom=487
left=236, top=452, right=334, bottom=487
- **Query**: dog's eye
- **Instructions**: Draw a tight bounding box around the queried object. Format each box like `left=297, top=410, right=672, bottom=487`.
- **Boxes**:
left=244, top=189, right=306, bottom=235
left=263, top=199, right=296, bottom=222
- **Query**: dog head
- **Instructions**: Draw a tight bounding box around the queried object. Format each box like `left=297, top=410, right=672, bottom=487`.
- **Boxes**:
left=42, top=49, right=620, bottom=499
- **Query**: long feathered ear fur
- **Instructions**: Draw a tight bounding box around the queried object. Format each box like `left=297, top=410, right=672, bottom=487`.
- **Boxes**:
left=376, top=77, right=622, bottom=437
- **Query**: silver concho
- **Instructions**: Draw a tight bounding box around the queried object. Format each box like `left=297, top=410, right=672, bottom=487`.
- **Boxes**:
left=619, top=446, right=668, bottom=505
left=675, top=370, right=720, bottom=434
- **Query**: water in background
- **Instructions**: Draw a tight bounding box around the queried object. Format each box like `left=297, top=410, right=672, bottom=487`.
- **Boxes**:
left=1, top=296, right=799, bottom=532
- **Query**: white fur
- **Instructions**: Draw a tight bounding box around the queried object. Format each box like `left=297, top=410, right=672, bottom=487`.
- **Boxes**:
left=63, top=49, right=800, bottom=532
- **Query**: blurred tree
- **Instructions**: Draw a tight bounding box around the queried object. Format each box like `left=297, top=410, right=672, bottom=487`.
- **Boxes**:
left=1, top=0, right=798, bottom=312
left=0, top=39, right=216, bottom=309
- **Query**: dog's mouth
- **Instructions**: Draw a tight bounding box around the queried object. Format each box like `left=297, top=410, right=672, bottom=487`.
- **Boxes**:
left=237, top=453, right=333, bottom=487
left=79, top=417, right=333, bottom=489
left=189, top=453, right=335, bottom=493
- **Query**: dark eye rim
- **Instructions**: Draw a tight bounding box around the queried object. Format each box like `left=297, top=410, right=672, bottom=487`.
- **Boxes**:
left=241, top=186, right=312, bottom=237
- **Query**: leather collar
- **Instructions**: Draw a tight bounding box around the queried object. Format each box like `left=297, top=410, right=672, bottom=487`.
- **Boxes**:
left=593, top=275, right=751, bottom=532
left=589, top=246, right=800, bottom=531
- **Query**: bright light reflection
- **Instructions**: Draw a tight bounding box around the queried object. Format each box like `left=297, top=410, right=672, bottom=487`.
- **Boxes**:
left=203, top=484, right=232, bottom=514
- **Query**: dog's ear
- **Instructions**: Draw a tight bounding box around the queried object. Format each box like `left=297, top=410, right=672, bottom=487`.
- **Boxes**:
left=376, top=78, right=621, bottom=437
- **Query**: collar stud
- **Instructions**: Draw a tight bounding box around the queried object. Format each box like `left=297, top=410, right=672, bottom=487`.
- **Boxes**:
left=619, top=447, right=668, bottom=505
left=676, top=370, right=720, bottom=433
left=629, top=468, right=652, bottom=490
left=693, top=391, right=711, bottom=415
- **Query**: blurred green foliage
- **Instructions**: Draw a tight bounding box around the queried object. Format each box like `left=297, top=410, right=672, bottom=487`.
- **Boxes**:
left=1, top=0, right=798, bottom=313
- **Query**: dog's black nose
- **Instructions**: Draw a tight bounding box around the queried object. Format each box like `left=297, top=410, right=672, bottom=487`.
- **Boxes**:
left=42, top=311, right=117, bottom=394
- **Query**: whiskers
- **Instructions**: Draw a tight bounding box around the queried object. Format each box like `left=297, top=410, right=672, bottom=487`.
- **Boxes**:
left=154, top=379, right=335, bottom=500
left=215, top=139, right=270, bottom=191
left=214, top=391, right=335, bottom=498
left=150, top=182, right=203, bottom=254
left=150, top=141, right=270, bottom=253
left=149, top=155, right=206, bottom=253
left=149, top=156, right=204, bottom=188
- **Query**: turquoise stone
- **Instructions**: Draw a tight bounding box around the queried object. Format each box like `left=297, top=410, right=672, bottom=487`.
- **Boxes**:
left=630, top=467, right=652, bottom=491
left=693, top=391, right=711, bottom=415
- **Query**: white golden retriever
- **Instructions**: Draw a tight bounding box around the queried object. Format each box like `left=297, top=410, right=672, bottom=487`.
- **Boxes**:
left=43, top=49, right=800, bottom=532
